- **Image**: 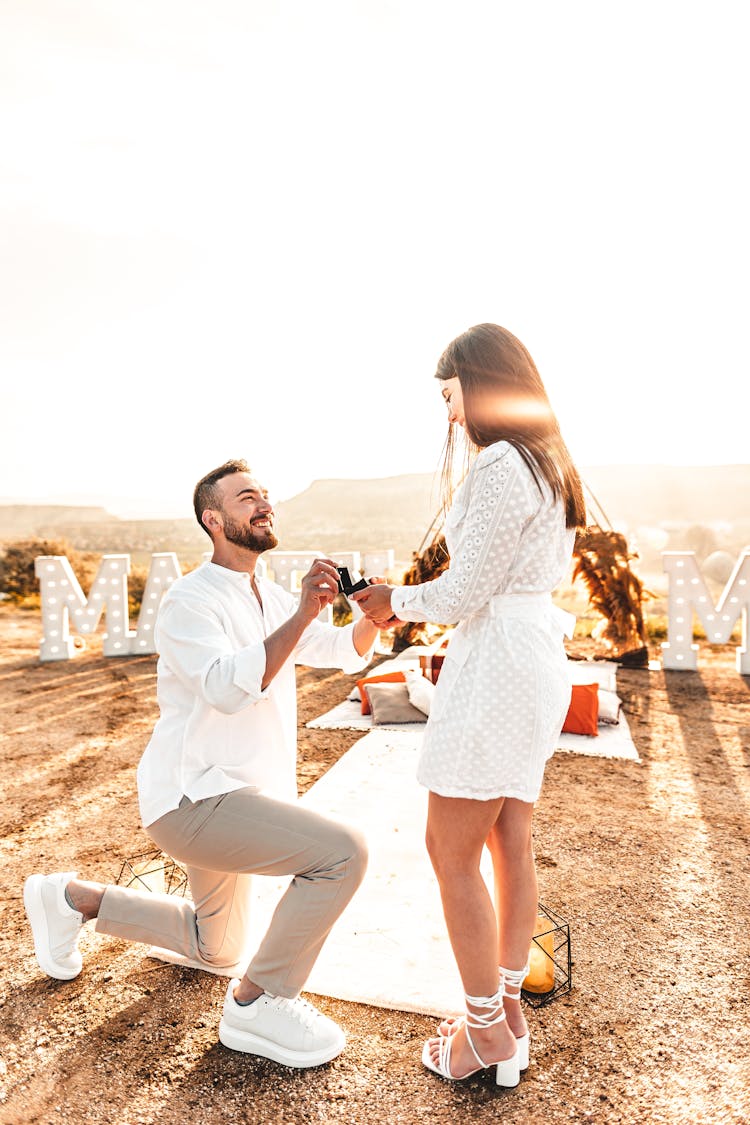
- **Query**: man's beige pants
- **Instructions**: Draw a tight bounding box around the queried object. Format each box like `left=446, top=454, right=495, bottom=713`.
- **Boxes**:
left=94, top=788, right=368, bottom=998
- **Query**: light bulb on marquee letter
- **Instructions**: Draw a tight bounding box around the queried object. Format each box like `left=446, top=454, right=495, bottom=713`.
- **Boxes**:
left=661, top=550, right=750, bottom=673
left=36, top=552, right=182, bottom=660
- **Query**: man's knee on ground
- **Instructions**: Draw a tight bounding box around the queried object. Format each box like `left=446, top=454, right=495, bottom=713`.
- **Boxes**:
left=197, top=936, right=247, bottom=968
left=338, top=823, right=369, bottom=885
left=197, top=915, right=249, bottom=968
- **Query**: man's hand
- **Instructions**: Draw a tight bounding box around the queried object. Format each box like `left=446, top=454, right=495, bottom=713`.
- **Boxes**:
left=296, top=558, right=341, bottom=624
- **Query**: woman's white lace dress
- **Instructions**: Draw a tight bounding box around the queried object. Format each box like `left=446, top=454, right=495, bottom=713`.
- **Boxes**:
left=390, top=440, right=575, bottom=803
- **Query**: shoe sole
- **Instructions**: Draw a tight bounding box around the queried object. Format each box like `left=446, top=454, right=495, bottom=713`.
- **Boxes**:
left=146, top=946, right=245, bottom=978
left=438, top=1019, right=530, bottom=1071
left=421, top=1039, right=521, bottom=1087
left=23, top=875, right=82, bottom=981
left=218, top=1018, right=346, bottom=1068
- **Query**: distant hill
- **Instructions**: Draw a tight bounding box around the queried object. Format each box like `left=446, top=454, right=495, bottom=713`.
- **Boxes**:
left=273, top=474, right=442, bottom=559
left=0, top=505, right=114, bottom=537
left=273, top=465, right=750, bottom=553
left=581, top=464, right=750, bottom=528
left=0, top=475, right=444, bottom=566
left=0, top=506, right=208, bottom=564
left=1, top=465, right=748, bottom=570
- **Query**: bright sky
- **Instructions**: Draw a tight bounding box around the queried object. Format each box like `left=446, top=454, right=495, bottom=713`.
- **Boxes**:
left=1, top=1, right=747, bottom=518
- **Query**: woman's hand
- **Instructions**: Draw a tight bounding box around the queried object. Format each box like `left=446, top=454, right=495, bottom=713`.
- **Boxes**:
left=352, top=581, right=400, bottom=628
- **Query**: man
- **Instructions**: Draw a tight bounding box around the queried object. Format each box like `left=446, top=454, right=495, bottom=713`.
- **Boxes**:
left=24, top=459, right=378, bottom=1068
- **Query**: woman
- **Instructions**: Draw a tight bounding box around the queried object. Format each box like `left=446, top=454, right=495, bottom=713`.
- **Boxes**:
left=353, top=323, right=585, bottom=1086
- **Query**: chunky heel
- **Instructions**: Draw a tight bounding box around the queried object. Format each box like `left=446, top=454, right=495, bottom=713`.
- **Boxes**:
left=422, top=984, right=519, bottom=1085
left=495, top=1051, right=521, bottom=1088
left=500, top=963, right=531, bottom=1071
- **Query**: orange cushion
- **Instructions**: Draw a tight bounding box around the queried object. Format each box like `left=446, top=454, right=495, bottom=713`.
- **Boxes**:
left=357, top=671, right=407, bottom=714
left=562, top=683, right=599, bottom=736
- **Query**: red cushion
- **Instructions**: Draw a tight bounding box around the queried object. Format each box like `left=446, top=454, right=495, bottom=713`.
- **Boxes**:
left=562, top=683, right=599, bottom=736
left=356, top=671, right=407, bottom=715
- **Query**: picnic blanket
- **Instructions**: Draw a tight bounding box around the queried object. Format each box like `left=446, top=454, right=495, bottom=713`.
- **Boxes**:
left=307, top=658, right=640, bottom=762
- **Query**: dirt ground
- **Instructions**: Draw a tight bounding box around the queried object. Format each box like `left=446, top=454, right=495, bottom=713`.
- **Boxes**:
left=0, top=606, right=748, bottom=1125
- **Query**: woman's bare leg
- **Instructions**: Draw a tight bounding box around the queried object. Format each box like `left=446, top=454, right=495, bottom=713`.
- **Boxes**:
left=424, top=792, right=517, bottom=1077
left=485, top=798, right=537, bottom=1040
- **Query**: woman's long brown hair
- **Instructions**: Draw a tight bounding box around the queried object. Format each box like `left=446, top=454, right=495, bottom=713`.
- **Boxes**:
left=436, top=323, right=586, bottom=529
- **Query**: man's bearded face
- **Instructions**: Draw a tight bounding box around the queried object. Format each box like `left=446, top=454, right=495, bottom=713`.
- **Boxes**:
left=221, top=511, right=278, bottom=552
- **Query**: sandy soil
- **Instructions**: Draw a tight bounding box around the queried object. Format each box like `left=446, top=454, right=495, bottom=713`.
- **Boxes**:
left=0, top=606, right=748, bottom=1125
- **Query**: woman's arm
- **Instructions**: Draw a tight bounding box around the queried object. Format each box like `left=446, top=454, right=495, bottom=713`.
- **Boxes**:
left=355, top=448, right=530, bottom=626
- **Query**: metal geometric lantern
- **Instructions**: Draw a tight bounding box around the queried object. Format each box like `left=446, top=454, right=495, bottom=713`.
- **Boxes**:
left=116, top=849, right=188, bottom=897
left=521, top=902, right=572, bottom=1008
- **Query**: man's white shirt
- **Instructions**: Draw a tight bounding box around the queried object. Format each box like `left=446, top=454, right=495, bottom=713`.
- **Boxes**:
left=137, top=561, right=372, bottom=827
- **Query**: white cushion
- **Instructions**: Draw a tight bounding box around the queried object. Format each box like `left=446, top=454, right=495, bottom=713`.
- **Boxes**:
left=404, top=669, right=436, bottom=716
left=568, top=659, right=617, bottom=693
left=598, top=689, right=622, bottom=725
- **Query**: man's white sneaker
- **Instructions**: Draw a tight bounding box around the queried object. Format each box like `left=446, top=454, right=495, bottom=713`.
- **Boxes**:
left=23, top=872, right=84, bottom=980
left=218, top=979, right=346, bottom=1067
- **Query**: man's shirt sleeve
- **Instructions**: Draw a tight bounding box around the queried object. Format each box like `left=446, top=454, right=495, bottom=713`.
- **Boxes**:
left=155, top=596, right=270, bottom=714
left=294, top=615, right=374, bottom=673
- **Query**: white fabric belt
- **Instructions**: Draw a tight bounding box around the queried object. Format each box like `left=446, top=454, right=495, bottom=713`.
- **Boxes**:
left=483, top=592, right=576, bottom=639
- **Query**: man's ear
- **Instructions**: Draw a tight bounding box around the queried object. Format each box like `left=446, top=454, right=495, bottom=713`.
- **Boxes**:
left=202, top=508, right=222, bottom=535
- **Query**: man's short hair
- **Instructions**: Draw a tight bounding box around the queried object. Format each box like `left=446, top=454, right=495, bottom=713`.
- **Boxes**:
left=193, top=459, right=250, bottom=538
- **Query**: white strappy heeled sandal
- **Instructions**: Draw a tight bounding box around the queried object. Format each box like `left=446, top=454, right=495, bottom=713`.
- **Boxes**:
left=436, top=962, right=531, bottom=1071
left=499, top=963, right=530, bottom=1071
left=421, top=985, right=520, bottom=1087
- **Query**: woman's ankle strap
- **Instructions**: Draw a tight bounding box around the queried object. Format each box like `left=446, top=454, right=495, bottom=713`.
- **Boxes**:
left=499, top=964, right=529, bottom=997
left=464, top=985, right=506, bottom=1030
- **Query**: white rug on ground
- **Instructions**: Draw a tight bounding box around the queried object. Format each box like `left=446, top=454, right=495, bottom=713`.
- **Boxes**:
left=246, top=710, right=637, bottom=1016
left=147, top=708, right=638, bottom=1006
left=246, top=728, right=472, bottom=1018
left=556, top=711, right=639, bottom=761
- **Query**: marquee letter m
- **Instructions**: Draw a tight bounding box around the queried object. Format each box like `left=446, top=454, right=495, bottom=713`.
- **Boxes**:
left=661, top=550, right=750, bottom=672
left=35, top=553, right=181, bottom=661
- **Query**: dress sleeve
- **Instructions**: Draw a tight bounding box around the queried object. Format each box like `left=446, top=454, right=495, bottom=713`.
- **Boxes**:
left=390, top=446, right=530, bottom=625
